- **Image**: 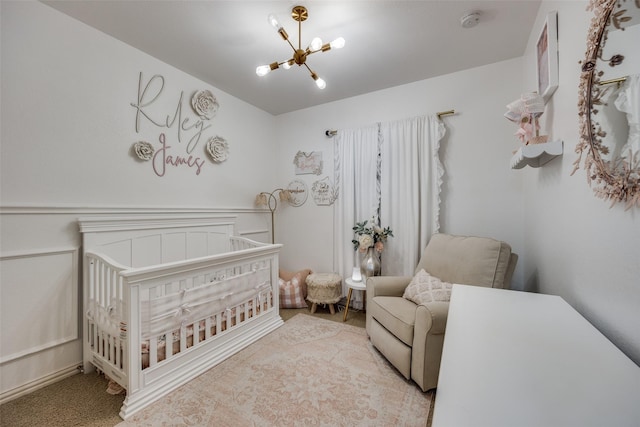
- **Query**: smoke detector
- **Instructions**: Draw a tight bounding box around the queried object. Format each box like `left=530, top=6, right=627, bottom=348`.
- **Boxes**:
left=460, top=11, right=481, bottom=28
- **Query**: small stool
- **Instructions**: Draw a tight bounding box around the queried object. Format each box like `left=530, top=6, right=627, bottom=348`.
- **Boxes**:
left=306, top=273, right=342, bottom=315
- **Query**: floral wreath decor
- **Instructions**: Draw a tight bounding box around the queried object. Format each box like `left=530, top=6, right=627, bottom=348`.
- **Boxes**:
left=573, top=0, right=640, bottom=209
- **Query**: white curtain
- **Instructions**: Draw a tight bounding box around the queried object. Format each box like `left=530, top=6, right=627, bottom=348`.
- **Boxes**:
left=333, top=125, right=380, bottom=306
left=380, top=115, right=445, bottom=276
left=333, top=115, right=445, bottom=309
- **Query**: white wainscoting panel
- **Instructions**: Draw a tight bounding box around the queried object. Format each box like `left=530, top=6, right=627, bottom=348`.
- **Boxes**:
left=0, top=248, right=78, bottom=363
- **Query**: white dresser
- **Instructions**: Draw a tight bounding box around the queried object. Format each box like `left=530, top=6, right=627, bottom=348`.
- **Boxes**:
left=432, top=284, right=640, bottom=427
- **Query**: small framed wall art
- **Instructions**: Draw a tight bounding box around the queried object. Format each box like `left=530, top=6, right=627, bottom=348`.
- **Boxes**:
left=536, top=11, right=559, bottom=103
left=286, top=180, right=308, bottom=207
left=293, top=151, right=323, bottom=175
left=311, top=176, right=336, bottom=206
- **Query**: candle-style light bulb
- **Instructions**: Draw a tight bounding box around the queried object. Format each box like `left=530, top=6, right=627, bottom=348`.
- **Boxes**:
left=310, top=37, right=323, bottom=51
left=267, top=14, right=280, bottom=30
left=330, top=37, right=345, bottom=49
left=256, top=65, right=271, bottom=76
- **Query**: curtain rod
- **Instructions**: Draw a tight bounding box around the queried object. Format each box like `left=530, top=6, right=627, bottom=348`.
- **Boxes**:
left=599, top=76, right=627, bottom=86
left=437, top=109, right=455, bottom=118
left=325, top=109, right=456, bottom=137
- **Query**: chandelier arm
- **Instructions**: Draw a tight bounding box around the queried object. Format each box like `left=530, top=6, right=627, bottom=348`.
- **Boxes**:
left=303, top=63, right=314, bottom=75
left=305, top=48, right=321, bottom=57
left=284, top=38, right=297, bottom=53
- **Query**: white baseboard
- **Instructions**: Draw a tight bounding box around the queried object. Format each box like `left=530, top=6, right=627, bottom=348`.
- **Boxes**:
left=0, top=364, right=80, bottom=405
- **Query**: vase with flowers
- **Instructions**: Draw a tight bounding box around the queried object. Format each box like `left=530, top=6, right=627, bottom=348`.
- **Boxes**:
left=352, top=217, right=394, bottom=279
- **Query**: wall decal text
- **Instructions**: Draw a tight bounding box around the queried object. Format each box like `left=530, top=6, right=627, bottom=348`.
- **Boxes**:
left=152, top=133, right=205, bottom=176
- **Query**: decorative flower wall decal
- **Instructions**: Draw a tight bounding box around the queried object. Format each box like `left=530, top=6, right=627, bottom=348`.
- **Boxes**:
left=206, top=136, right=229, bottom=163
left=132, top=141, right=154, bottom=161
left=191, top=90, right=219, bottom=120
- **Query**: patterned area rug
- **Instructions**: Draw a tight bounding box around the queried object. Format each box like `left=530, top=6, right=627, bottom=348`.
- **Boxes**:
left=117, top=313, right=432, bottom=426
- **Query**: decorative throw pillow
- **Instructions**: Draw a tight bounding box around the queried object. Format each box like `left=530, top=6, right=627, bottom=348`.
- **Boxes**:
left=279, top=268, right=312, bottom=298
left=402, top=269, right=453, bottom=305
left=279, top=277, right=308, bottom=308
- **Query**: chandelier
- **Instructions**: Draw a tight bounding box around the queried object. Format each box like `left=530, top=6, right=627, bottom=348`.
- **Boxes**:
left=256, top=5, right=345, bottom=89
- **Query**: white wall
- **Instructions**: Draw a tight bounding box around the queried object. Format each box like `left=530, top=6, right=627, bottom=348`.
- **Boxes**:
left=0, top=1, right=277, bottom=401
left=521, top=1, right=640, bottom=364
left=1, top=1, right=276, bottom=207
left=274, top=58, right=526, bottom=288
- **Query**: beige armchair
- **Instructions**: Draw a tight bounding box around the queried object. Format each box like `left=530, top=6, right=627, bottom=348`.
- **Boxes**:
left=366, top=233, right=517, bottom=392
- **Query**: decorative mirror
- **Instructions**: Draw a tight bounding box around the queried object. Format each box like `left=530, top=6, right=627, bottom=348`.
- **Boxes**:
left=574, top=0, right=640, bottom=209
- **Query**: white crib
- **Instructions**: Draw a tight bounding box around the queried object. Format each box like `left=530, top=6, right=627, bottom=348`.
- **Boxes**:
left=78, top=215, right=283, bottom=419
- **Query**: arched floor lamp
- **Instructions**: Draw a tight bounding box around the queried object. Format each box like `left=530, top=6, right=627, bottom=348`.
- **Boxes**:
left=255, top=189, right=291, bottom=244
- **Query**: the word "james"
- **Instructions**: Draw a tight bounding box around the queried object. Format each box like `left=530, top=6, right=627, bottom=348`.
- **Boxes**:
left=153, top=133, right=205, bottom=176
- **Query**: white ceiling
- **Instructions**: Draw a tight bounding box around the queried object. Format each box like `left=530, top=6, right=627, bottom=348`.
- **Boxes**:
left=42, top=0, right=541, bottom=116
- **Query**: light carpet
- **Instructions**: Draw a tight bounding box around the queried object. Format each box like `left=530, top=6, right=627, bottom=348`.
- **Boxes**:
left=117, top=313, right=432, bottom=426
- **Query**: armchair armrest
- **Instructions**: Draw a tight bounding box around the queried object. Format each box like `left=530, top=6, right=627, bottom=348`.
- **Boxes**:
left=415, top=301, right=449, bottom=335
left=412, top=301, right=450, bottom=391
left=366, top=276, right=412, bottom=297
left=365, top=275, right=412, bottom=340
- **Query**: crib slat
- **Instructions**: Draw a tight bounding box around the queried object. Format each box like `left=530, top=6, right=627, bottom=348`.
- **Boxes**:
left=121, top=338, right=127, bottom=374
left=166, top=333, right=173, bottom=359
left=114, top=334, right=120, bottom=369
left=180, top=325, right=187, bottom=353
left=89, top=320, right=95, bottom=348
left=110, top=335, right=115, bottom=365
left=106, top=262, right=112, bottom=306
left=192, top=322, right=198, bottom=347
left=149, top=337, right=157, bottom=367
left=97, top=329, right=103, bottom=357
left=88, top=259, right=95, bottom=303
left=100, top=261, right=106, bottom=306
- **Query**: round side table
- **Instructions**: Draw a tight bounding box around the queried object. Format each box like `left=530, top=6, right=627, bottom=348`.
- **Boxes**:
left=343, top=278, right=367, bottom=322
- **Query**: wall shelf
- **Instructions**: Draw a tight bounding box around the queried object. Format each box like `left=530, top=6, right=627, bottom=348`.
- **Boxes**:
left=510, top=140, right=563, bottom=169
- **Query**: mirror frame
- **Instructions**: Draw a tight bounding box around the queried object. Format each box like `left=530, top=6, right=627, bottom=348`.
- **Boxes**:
left=574, top=0, right=639, bottom=209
